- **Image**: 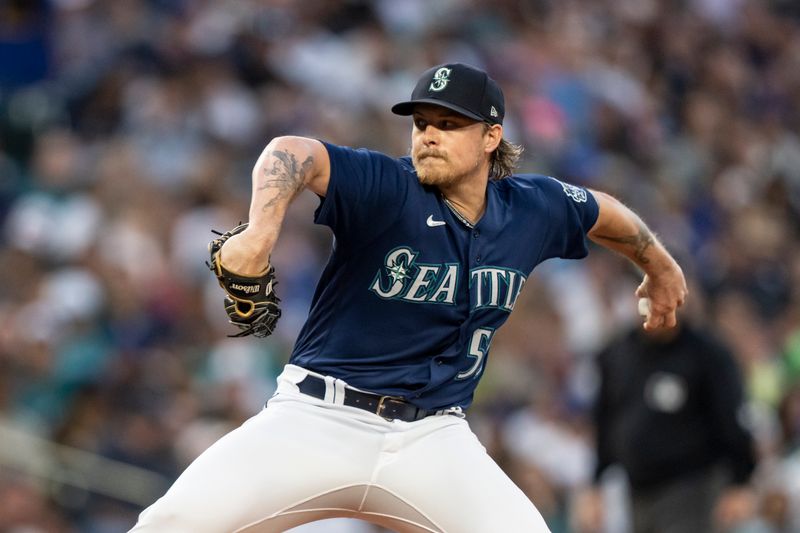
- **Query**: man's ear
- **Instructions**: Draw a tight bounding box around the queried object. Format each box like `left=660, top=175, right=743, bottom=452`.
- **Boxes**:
left=484, top=124, right=503, bottom=153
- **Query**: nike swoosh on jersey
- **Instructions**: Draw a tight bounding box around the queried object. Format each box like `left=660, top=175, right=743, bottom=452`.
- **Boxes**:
left=426, top=215, right=446, bottom=227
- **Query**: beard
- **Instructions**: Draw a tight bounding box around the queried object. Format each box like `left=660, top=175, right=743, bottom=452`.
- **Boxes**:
left=412, top=149, right=462, bottom=187
left=411, top=151, right=457, bottom=186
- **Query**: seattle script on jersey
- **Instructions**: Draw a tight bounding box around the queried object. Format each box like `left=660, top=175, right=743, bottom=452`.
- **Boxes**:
left=370, top=245, right=527, bottom=313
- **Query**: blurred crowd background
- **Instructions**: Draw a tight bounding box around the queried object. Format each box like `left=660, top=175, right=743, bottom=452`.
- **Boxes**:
left=2, top=0, right=800, bottom=532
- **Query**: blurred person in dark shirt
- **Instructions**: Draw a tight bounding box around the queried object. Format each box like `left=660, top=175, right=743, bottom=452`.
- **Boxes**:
left=576, top=317, right=757, bottom=533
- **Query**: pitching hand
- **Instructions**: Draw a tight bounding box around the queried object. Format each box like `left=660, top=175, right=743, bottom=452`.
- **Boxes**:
left=635, top=263, right=687, bottom=330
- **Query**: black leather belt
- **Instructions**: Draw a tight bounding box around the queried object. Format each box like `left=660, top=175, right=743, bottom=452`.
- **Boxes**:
left=297, top=374, right=431, bottom=422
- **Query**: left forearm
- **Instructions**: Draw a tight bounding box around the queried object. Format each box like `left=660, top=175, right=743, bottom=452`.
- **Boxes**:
left=587, top=190, right=688, bottom=329
left=587, top=191, right=677, bottom=275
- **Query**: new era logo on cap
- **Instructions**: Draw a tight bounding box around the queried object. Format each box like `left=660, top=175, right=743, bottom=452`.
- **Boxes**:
left=391, top=63, right=505, bottom=125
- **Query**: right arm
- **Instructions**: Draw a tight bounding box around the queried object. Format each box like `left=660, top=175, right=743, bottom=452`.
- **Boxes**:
left=587, top=190, right=687, bottom=329
left=219, top=136, right=330, bottom=275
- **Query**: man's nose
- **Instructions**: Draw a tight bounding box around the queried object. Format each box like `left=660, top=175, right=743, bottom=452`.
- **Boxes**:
left=421, top=125, right=440, bottom=145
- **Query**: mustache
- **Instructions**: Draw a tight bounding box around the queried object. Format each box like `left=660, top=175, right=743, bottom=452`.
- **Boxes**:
left=414, top=149, right=447, bottom=160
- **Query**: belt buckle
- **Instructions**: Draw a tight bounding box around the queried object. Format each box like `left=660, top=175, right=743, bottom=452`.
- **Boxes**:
left=376, top=395, right=401, bottom=420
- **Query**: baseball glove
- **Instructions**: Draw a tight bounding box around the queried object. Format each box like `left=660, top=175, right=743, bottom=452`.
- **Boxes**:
left=207, top=223, right=281, bottom=338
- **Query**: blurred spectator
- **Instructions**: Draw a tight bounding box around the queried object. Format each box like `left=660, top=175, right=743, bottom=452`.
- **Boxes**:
left=576, top=319, right=757, bottom=533
left=0, top=475, right=70, bottom=533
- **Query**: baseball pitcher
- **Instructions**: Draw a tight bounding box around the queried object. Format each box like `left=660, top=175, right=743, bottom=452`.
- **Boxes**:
left=130, top=63, right=687, bottom=532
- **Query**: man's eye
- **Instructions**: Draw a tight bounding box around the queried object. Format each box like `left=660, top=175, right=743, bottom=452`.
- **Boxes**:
left=414, top=119, right=426, bottom=130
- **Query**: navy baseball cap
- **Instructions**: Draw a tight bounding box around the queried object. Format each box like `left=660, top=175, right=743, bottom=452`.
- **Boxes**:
left=392, top=63, right=505, bottom=125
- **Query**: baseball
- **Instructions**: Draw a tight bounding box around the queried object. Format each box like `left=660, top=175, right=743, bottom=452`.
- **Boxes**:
left=638, top=297, right=652, bottom=318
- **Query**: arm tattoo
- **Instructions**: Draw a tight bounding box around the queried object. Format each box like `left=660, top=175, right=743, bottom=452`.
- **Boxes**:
left=594, top=223, right=655, bottom=264
left=257, top=149, right=314, bottom=211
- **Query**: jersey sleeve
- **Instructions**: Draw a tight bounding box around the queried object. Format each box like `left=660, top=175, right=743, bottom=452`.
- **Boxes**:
left=315, top=142, right=410, bottom=250
left=536, top=176, right=599, bottom=261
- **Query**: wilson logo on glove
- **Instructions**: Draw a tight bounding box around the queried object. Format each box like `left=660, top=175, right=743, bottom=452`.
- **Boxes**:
left=229, top=282, right=261, bottom=294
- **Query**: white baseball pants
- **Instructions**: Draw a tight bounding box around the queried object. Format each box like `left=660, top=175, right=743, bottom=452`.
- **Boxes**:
left=130, top=365, right=551, bottom=532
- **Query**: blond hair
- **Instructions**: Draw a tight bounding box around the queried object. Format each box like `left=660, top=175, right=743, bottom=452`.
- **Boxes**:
left=484, top=124, right=523, bottom=180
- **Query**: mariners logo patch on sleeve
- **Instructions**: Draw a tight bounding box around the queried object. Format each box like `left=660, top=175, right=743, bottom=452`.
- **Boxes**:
left=549, top=177, right=588, bottom=203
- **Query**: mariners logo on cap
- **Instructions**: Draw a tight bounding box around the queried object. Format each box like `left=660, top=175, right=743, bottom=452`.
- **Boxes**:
left=429, top=67, right=452, bottom=92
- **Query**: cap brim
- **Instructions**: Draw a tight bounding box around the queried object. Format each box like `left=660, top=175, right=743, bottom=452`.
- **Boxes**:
left=391, top=98, right=484, bottom=122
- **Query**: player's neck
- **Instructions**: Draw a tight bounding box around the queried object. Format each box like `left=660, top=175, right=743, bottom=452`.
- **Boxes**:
left=438, top=172, right=489, bottom=225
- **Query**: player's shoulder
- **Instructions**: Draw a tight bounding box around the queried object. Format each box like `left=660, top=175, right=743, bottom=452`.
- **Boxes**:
left=321, top=141, right=389, bottom=161
left=323, top=142, right=415, bottom=174
left=397, top=155, right=416, bottom=173
left=495, top=173, right=547, bottom=194
left=497, top=173, right=589, bottom=201
left=502, top=173, right=553, bottom=187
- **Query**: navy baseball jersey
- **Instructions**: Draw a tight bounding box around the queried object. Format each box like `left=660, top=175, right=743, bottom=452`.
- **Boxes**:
left=290, top=143, right=599, bottom=410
